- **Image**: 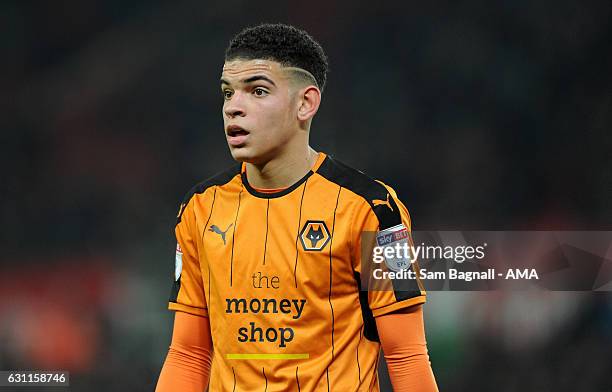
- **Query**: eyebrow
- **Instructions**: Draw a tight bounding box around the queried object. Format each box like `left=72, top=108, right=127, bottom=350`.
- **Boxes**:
left=220, top=75, right=277, bottom=87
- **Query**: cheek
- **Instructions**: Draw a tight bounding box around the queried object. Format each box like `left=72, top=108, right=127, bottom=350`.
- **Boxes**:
left=259, top=101, right=292, bottom=131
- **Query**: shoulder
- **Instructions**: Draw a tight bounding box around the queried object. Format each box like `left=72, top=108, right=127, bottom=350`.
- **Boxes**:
left=316, top=155, right=404, bottom=230
left=176, top=163, right=242, bottom=224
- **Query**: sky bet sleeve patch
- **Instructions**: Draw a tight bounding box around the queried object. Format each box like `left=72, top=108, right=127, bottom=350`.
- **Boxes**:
left=375, top=223, right=412, bottom=272
left=175, top=242, right=183, bottom=281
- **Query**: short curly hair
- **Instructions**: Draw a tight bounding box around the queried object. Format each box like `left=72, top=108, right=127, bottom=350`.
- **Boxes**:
left=225, top=23, right=328, bottom=92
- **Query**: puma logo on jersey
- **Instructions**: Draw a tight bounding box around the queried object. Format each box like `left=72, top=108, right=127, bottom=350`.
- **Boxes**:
left=209, top=223, right=233, bottom=245
left=372, top=194, right=393, bottom=211
left=299, top=220, right=331, bottom=251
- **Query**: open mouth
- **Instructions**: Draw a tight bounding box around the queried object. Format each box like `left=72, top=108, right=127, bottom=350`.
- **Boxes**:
left=226, top=125, right=249, bottom=137
left=226, top=125, right=250, bottom=146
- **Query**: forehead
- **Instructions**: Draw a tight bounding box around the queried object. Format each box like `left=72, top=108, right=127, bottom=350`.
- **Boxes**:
left=221, top=59, right=286, bottom=84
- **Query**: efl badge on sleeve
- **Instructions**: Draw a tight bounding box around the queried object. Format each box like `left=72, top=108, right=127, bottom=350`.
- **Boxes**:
left=375, top=223, right=411, bottom=272
left=175, top=243, right=183, bottom=281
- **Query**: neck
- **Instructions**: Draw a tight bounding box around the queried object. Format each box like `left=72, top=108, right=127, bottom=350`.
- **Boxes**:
left=245, top=145, right=319, bottom=189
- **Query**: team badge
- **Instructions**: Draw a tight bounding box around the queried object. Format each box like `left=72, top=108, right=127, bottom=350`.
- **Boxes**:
left=376, top=223, right=411, bottom=272
left=175, top=243, right=183, bottom=281
left=299, top=220, right=331, bottom=251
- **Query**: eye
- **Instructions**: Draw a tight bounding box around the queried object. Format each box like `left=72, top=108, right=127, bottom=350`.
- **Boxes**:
left=222, top=89, right=233, bottom=100
left=253, top=87, right=268, bottom=97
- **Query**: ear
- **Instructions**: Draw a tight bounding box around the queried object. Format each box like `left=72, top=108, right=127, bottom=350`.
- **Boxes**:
left=296, top=86, right=321, bottom=121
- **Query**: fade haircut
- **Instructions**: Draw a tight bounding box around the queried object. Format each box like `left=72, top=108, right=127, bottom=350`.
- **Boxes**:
left=225, top=23, right=329, bottom=92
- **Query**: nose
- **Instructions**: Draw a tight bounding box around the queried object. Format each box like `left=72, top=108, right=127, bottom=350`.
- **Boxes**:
left=223, top=91, right=246, bottom=118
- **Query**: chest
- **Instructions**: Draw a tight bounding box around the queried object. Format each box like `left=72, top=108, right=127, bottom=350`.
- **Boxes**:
left=198, top=190, right=356, bottom=297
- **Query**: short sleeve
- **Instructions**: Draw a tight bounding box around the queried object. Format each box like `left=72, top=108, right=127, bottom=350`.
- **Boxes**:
left=352, top=183, right=426, bottom=318
left=168, top=200, right=208, bottom=317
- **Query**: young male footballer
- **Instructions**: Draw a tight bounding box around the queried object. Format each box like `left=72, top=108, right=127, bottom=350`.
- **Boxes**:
left=156, top=24, right=438, bottom=392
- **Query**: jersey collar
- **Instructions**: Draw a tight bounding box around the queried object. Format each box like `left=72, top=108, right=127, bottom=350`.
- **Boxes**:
left=240, top=152, right=326, bottom=199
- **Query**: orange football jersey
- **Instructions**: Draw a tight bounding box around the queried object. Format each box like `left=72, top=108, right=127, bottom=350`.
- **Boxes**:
left=168, top=152, right=425, bottom=391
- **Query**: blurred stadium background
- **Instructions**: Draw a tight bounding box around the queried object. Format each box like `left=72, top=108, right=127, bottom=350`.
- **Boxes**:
left=1, top=1, right=611, bottom=390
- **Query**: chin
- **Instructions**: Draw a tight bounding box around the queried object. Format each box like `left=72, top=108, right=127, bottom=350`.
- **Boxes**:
left=228, top=146, right=260, bottom=164
left=230, top=146, right=267, bottom=165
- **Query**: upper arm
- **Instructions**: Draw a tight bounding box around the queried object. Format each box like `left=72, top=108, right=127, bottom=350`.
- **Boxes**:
left=156, top=311, right=213, bottom=392
left=168, top=197, right=209, bottom=317
left=351, top=184, right=426, bottom=318
left=376, top=305, right=439, bottom=392
left=171, top=311, right=212, bottom=351
left=375, top=304, right=427, bottom=351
